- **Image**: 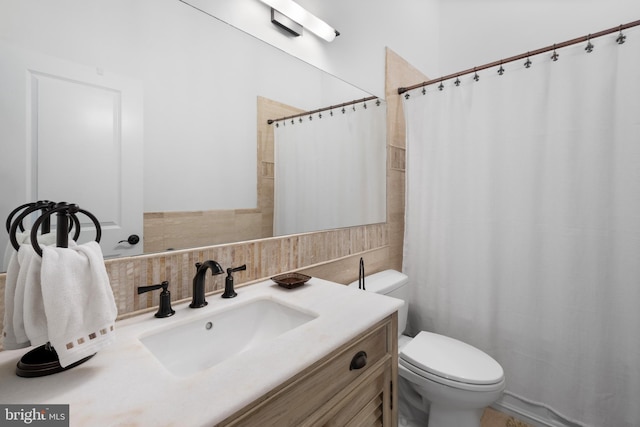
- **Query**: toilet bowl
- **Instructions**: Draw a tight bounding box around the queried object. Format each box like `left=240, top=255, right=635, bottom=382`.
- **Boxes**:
left=349, top=270, right=505, bottom=427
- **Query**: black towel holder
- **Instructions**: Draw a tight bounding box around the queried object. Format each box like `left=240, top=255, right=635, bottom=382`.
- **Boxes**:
left=29, top=202, right=101, bottom=257
left=8, top=201, right=81, bottom=252
left=6, top=200, right=56, bottom=237
left=5, top=200, right=103, bottom=377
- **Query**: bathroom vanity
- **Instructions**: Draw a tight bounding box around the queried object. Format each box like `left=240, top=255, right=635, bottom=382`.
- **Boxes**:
left=221, top=314, right=397, bottom=426
left=0, top=277, right=401, bottom=426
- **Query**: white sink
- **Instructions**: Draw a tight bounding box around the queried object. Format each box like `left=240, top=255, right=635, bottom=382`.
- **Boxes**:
left=139, top=298, right=317, bottom=377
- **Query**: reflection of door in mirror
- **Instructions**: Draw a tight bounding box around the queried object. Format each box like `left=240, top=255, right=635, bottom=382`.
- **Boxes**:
left=0, top=44, right=143, bottom=264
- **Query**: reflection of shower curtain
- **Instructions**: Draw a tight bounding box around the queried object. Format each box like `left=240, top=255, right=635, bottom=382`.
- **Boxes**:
left=402, top=28, right=640, bottom=427
left=273, top=102, right=386, bottom=236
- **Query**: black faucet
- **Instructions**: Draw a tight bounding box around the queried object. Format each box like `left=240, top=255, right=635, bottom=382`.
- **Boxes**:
left=190, top=260, right=224, bottom=308
left=137, top=281, right=175, bottom=318
left=222, top=264, right=247, bottom=299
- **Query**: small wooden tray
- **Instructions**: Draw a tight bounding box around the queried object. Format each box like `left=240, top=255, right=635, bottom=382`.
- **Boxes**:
left=271, top=272, right=311, bottom=289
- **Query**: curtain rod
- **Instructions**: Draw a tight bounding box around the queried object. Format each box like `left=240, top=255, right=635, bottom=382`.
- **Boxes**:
left=397, top=19, right=640, bottom=95
left=267, top=96, right=379, bottom=124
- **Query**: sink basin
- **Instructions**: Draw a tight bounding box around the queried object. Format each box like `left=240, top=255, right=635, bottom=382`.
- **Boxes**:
left=140, top=298, right=317, bottom=377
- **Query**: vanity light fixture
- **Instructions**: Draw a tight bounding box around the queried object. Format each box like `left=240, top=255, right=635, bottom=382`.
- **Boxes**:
left=259, top=0, right=340, bottom=42
left=271, top=8, right=302, bottom=37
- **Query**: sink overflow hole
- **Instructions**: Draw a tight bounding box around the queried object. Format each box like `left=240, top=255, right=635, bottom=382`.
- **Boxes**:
left=205, top=321, right=213, bottom=330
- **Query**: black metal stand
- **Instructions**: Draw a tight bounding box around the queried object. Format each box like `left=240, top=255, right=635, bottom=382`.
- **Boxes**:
left=6, top=201, right=102, bottom=378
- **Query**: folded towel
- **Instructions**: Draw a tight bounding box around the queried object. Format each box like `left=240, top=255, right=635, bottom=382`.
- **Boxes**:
left=2, top=231, right=56, bottom=350
left=40, top=241, right=117, bottom=367
left=23, top=239, right=70, bottom=347
left=3, top=236, right=19, bottom=272
left=13, top=246, right=43, bottom=347
left=2, top=247, right=20, bottom=348
left=2, top=245, right=34, bottom=350
left=3, top=230, right=45, bottom=269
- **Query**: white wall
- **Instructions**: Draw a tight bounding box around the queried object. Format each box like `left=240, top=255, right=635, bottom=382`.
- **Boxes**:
left=296, top=0, right=441, bottom=95
left=185, top=0, right=441, bottom=97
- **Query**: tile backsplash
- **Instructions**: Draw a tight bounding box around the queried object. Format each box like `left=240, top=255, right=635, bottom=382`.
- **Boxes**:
left=107, top=223, right=389, bottom=317
left=0, top=223, right=389, bottom=350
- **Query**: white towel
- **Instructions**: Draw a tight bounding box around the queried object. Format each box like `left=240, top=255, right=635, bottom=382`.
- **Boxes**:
left=2, top=231, right=56, bottom=350
left=3, top=237, right=18, bottom=272
left=2, top=245, right=34, bottom=349
left=3, top=230, right=38, bottom=269
left=40, top=241, right=117, bottom=368
left=2, top=247, right=21, bottom=348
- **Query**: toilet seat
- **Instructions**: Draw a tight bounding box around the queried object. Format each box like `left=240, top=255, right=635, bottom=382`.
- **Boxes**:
left=399, top=331, right=504, bottom=392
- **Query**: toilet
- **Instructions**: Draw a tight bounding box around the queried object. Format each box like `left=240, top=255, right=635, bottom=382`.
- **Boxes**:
left=349, top=270, right=505, bottom=427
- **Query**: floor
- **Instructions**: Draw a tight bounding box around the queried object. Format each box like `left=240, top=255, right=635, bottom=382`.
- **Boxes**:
left=481, top=408, right=534, bottom=427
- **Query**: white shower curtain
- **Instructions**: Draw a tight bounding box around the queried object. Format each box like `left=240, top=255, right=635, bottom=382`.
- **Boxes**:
left=274, top=101, right=386, bottom=236
left=403, top=28, right=640, bottom=427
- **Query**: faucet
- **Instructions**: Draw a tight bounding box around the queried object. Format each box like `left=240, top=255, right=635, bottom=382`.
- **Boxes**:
left=190, top=260, right=224, bottom=308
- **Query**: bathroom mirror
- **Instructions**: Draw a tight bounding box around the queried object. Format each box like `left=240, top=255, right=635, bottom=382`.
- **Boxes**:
left=0, top=0, right=386, bottom=271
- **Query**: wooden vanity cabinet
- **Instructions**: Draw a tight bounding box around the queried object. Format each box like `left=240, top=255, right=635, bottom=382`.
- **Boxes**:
left=219, top=313, right=398, bottom=427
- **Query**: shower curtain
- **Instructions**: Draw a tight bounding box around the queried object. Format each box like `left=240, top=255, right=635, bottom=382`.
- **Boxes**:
left=402, top=28, right=640, bottom=427
left=273, top=101, right=386, bottom=236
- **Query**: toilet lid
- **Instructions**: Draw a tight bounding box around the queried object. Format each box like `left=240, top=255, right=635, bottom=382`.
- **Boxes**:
left=399, top=331, right=504, bottom=385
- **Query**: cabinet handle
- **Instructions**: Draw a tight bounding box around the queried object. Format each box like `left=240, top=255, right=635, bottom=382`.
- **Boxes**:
left=349, top=351, right=368, bottom=370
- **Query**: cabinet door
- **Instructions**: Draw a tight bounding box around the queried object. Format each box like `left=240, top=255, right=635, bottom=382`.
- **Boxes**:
left=321, top=361, right=392, bottom=427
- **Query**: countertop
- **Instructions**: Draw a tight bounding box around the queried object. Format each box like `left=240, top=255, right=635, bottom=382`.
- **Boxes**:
left=0, top=277, right=402, bottom=426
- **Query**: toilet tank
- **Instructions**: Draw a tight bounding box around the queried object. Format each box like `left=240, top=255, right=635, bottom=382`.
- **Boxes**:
left=348, top=269, right=409, bottom=335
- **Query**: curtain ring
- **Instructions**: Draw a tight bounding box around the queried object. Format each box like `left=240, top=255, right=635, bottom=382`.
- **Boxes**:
left=524, top=53, right=532, bottom=68
left=497, top=62, right=505, bottom=75
left=585, top=34, right=594, bottom=53
left=617, top=25, right=626, bottom=44
left=473, top=67, right=480, bottom=82
left=551, top=44, right=560, bottom=61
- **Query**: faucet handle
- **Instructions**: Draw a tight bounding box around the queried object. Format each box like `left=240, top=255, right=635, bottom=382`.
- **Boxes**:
left=137, top=282, right=164, bottom=294
left=137, top=281, right=176, bottom=318
left=227, top=264, right=247, bottom=275
left=222, top=264, right=246, bottom=299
